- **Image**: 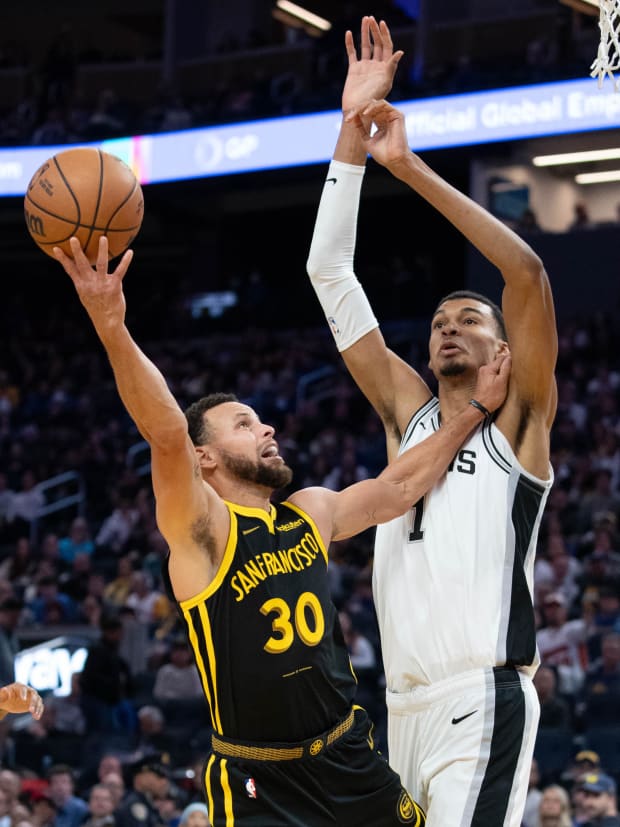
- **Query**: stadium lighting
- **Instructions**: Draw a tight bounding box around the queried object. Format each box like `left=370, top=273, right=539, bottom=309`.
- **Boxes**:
left=575, top=169, right=620, bottom=184
left=274, top=1, right=332, bottom=32
left=533, top=148, right=620, bottom=166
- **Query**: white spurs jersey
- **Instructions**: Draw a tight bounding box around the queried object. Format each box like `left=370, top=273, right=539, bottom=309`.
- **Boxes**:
left=373, top=397, right=553, bottom=691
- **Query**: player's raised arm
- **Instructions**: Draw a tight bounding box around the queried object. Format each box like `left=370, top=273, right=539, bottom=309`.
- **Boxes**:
left=306, top=18, right=429, bottom=458
left=349, top=98, right=557, bottom=473
left=53, top=237, right=227, bottom=585
left=291, top=354, right=510, bottom=542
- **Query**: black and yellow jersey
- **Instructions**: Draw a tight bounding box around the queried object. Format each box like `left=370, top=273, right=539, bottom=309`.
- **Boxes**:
left=167, top=499, right=357, bottom=742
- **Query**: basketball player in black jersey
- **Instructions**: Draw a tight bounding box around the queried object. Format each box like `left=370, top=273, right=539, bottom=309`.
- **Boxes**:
left=53, top=235, right=509, bottom=827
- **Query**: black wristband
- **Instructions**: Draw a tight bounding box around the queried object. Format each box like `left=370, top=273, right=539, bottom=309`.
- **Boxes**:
left=469, top=398, right=491, bottom=418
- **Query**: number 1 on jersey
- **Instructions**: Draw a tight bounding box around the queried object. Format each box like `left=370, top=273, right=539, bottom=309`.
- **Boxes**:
left=408, top=496, right=425, bottom=542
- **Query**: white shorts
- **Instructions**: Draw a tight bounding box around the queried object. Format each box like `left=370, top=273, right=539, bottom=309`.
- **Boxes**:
left=386, top=666, right=540, bottom=827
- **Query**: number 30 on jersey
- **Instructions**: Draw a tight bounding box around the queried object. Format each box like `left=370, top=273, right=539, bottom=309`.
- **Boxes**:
left=260, top=592, right=325, bottom=653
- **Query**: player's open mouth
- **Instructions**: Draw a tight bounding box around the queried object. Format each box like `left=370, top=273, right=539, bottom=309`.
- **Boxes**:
left=261, top=444, right=280, bottom=459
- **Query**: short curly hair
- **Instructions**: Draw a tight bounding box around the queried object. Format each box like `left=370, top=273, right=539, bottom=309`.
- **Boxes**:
left=184, top=393, right=238, bottom=445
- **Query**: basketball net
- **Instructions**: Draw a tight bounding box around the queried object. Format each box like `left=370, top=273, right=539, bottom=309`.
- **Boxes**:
left=591, top=0, right=620, bottom=89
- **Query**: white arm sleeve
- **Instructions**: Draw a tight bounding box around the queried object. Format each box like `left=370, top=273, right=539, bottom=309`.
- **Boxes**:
left=306, top=159, right=378, bottom=352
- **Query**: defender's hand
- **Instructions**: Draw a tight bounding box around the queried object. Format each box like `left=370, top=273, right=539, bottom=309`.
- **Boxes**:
left=342, top=17, right=404, bottom=115
left=472, top=354, right=512, bottom=414
left=346, top=98, right=411, bottom=169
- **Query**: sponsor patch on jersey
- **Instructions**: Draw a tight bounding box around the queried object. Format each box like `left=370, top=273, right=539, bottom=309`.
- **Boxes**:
left=275, top=518, right=304, bottom=532
left=244, top=777, right=257, bottom=799
left=328, top=316, right=340, bottom=336
left=397, top=789, right=423, bottom=824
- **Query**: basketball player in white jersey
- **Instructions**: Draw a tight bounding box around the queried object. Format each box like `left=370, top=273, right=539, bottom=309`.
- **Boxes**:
left=306, top=17, right=558, bottom=827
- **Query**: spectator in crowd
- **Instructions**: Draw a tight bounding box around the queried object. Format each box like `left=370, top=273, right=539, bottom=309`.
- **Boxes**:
left=59, top=553, right=95, bottom=604
left=0, top=769, right=23, bottom=820
left=338, top=609, right=376, bottom=671
left=587, top=588, right=620, bottom=661
left=578, top=471, right=620, bottom=533
left=0, top=474, right=14, bottom=544
left=115, top=760, right=168, bottom=827
left=79, top=594, right=103, bottom=629
left=570, top=202, right=592, bottom=230
left=535, top=533, right=582, bottom=609
left=58, top=517, right=95, bottom=565
left=182, top=759, right=209, bottom=807
left=0, top=598, right=23, bottom=684
left=0, top=785, right=13, bottom=827
left=30, top=792, right=58, bottom=827
left=81, top=785, right=116, bottom=827
left=178, top=803, right=211, bottom=827
left=573, top=779, right=592, bottom=827
left=152, top=639, right=203, bottom=703
left=47, top=765, right=88, bottom=827
left=533, top=784, right=573, bottom=827
left=581, top=521, right=620, bottom=591
left=104, top=555, right=136, bottom=609
left=117, top=606, right=150, bottom=677
left=132, top=706, right=171, bottom=761
left=560, top=750, right=602, bottom=803
left=96, top=755, right=123, bottom=785
left=83, top=90, right=125, bottom=140
left=0, top=536, right=36, bottom=594
left=35, top=672, right=86, bottom=737
left=321, top=446, right=369, bottom=490
left=100, top=773, right=125, bottom=811
left=30, top=107, right=70, bottom=146
left=96, top=494, right=140, bottom=556
left=79, top=615, right=135, bottom=733
left=6, top=470, right=44, bottom=540
left=578, top=773, right=620, bottom=826
left=579, top=630, right=620, bottom=727
left=153, top=790, right=183, bottom=827
left=533, top=665, right=572, bottom=729
left=77, top=754, right=124, bottom=802
left=27, top=576, right=77, bottom=625
left=38, top=532, right=64, bottom=573
left=522, top=758, right=543, bottom=827
left=124, top=573, right=163, bottom=627
left=537, top=591, right=588, bottom=696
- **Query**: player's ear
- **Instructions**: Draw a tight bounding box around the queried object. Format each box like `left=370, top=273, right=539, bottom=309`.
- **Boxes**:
left=496, top=340, right=510, bottom=357
left=195, top=445, right=216, bottom=470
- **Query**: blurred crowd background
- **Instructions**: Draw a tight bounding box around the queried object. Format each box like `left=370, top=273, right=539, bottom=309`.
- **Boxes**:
left=0, top=0, right=602, bottom=148
left=1, top=2, right=620, bottom=827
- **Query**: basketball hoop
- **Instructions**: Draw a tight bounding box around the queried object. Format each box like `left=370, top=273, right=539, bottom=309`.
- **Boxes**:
left=591, top=0, right=620, bottom=89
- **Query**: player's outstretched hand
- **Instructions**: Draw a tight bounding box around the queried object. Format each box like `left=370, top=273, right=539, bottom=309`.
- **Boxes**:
left=473, top=354, right=512, bottom=414
left=342, top=17, right=403, bottom=115
left=53, top=236, right=133, bottom=333
left=0, top=682, right=44, bottom=719
left=346, top=98, right=411, bottom=170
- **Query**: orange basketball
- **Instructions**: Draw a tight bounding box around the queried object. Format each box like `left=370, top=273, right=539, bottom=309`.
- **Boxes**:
left=24, top=147, right=144, bottom=264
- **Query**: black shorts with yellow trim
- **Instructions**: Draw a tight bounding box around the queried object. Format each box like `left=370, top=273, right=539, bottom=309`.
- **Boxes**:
left=203, top=707, right=425, bottom=827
